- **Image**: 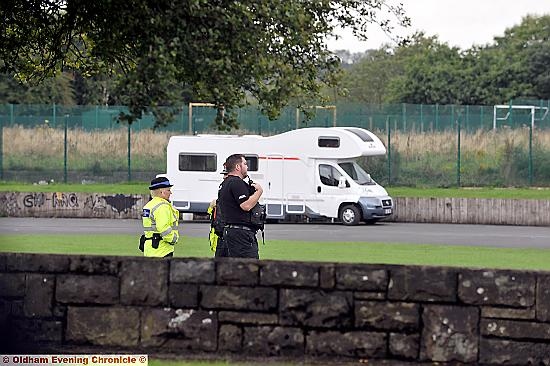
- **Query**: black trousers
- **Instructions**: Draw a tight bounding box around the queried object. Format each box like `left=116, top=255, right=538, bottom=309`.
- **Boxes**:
left=215, top=227, right=258, bottom=259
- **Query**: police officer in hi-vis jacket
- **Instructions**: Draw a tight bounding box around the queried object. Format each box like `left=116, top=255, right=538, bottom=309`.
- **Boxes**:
left=140, top=177, right=180, bottom=257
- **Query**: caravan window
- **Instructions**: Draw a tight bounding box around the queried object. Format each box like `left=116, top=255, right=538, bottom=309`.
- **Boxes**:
left=179, top=153, right=217, bottom=171
left=244, top=155, right=258, bottom=171
left=319, top=164, right=343, bottom=186
left=318, top=137, right=340, bottom=148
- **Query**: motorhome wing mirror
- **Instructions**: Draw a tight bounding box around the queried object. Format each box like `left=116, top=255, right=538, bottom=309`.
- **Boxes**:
left=338, top=176, right=348, bottom=188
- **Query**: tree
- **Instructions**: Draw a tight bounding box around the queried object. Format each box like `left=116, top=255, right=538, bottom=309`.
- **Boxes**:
left=0, top=0, right=409, bottom=129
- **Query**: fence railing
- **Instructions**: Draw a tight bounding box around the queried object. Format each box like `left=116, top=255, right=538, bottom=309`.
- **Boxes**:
left=1, top=101, right=549, bottom=186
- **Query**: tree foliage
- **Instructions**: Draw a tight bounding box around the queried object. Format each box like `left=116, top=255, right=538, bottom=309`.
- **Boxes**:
left=341, top=15, right=550, bottom=106
left=0, top=0, right=409, bottom=129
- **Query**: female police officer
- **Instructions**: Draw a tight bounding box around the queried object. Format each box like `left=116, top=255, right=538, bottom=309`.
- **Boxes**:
left=140, top=177, right=180, bottom=257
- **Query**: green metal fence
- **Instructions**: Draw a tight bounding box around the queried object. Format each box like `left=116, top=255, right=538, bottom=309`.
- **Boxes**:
left=1, top=100, right=549, bottom=186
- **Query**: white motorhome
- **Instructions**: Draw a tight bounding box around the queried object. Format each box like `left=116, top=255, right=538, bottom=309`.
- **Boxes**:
left=165, top=127, right=393, bottom=225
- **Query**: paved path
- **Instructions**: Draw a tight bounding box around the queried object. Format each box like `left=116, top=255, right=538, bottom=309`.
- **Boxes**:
left=1, top=218, right=550, bottom=249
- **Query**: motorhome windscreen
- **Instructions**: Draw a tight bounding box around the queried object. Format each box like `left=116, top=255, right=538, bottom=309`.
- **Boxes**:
left=339, top=162, right=375, bottom=185
left=344, top=128, right=374, bottom=142
left=179, top=153, right=217, bottom=171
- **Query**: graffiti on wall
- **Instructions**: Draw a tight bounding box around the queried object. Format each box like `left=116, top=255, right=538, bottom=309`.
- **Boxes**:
left=0, top=193, right=21, bottom=216
left=103, top=194, right=141, bottom=214
left=0, top=192, right=144, bottom=218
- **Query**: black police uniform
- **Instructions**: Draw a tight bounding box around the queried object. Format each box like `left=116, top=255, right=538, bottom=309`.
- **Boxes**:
left=215, top=175, right=259, bottom=259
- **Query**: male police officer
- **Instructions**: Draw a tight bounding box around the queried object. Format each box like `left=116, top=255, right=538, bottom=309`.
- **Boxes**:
left=216, top=154, right=263, bottom=258
left=140, top=177, right=180, bottom=257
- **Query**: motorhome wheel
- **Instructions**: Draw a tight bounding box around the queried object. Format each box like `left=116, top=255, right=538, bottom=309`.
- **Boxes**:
left=340, top=205, right=360, bottom=226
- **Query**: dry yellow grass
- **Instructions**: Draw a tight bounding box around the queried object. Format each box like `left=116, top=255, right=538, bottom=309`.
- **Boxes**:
left=5, top=125, right=172, bottom=160
left=4, top=125, right=550, bottom=163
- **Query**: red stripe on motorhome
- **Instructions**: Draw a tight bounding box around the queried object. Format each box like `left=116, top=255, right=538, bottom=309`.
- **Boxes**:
left=258, top=156, right=300, bottom=160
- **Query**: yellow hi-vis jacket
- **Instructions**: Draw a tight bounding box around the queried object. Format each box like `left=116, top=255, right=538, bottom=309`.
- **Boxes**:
left=207, top=205, right=218, bottom=252
left=142, top=196, right=180, bottom=257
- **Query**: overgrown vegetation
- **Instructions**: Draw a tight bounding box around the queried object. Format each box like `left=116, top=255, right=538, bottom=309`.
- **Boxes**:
left=5, top=126, right=550, bottom=187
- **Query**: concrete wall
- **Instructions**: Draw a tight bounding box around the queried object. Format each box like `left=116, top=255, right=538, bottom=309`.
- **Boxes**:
left=1, top=253, right=550, bottom=364
left=1, top=191, right=550, bottom=226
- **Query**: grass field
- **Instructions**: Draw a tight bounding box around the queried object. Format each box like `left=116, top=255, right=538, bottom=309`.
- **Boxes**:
left=1, top=233, right=550, bottom=271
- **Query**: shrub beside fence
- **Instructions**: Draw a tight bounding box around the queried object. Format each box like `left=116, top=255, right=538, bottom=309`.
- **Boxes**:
left=1, top=101, right=549, bottom=186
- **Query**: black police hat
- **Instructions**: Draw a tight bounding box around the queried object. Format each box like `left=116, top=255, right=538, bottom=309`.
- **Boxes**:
left=149, top=177, right=173, bottom=190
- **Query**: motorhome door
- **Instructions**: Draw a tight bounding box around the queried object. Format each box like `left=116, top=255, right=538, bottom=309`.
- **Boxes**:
left=264, top=155, right=284, bottom=217
left=314, top=162, right=349, bottom=218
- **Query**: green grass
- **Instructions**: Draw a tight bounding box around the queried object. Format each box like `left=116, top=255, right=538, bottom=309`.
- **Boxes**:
left=0, top=181, right=148, bottom=194
left=2, top=182, right=550, bottom=199
left=1, top=234, right=550, bottom=271
left=388, top=186, right=550, bottom=199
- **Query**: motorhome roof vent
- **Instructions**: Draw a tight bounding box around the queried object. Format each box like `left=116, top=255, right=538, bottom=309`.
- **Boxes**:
left=318, top=136, right=340, bottom=148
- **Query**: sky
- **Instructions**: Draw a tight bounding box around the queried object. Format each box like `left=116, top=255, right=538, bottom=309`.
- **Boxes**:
left=326, top=0, right=550, bottom=52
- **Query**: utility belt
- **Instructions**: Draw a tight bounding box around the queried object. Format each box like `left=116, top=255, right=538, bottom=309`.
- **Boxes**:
left=139, top=233, right=162, bottom=252
left=226, top=224, right=255, bottom=232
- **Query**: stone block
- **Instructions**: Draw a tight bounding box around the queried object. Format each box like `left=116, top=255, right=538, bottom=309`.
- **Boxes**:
left=218, top=311, right=278, bottom=325
left=243, top=326, right=304, bottom=357
left=260, top=261, right=318, bottom=287
left=355, top=292, right=385, bottom=300
left=170, top=259, right=215, bottom=284
left=56, top=275, right=118, bottom=304
left=141, top=308, right=217, bottom=351
left=355, top=301, right=419, bottom=331
left=0, top=254, right=7, bottom=271
left=479, top=338, right=550, bottom=365
left=481, top=306, right=535, bottom=320
left=6, top=253, right=69, bottom=273
left=481, top=319, right=550, bottom=340
left=279, top=289, right=352, bottom=328
left=200, top=285, right=277, bottom=311
left=69, top=256, right=119, bottom=274
left=10, top=318, right=63, bottom=343
left=537, top=274, right=550, bottom=322
left=389, top=333, right=419, bottom=360
left=216, top=260, right=259, bottom=286
left=458, top=269, right=535, bottom=307
left=169, top=283, right=198, bottom=308
left=389, top=266, right=457, bottom=302
left=219, top=324, right=242, bottom=352
left=306, top=330, right=386, bottom=358
left=335, top=264, right=387, bottom=291
left=120, top=259, right=168, bottom=306
left=0, top=273, right=26, bottom=297
left=66, top=306, right=139, bottom=347
left=319, top=264, right=335, bottom=289
left=24, top=274, right=54, bottom=317
left=420, top=305, right=478, bottom=363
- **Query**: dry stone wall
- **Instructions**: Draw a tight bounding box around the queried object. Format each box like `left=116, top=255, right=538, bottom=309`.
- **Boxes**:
left=1, top=192, right=550, bottom=226
left=1, top=253, right=550, bottom=365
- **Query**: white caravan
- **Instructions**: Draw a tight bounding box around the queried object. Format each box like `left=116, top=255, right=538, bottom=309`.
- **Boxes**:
left=164, top=127, right=393, bottom=225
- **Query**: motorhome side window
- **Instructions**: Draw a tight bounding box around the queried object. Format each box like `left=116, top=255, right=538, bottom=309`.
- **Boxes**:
left=244, top=155, right=258, bottom=171
left=319, top=164, right=343, bottom=186
left=318, top=137, right=340, bottom=148
left=179, top=153, right=216, bottom=171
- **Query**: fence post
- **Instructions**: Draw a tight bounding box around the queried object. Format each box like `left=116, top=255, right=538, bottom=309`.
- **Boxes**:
left=402, top=103, right=407, bottom=132
left=127, top=123, right=132, bottom=182
left=63, top=112, right=68, bottom=183
left=435, top=104, right=439, bottom=130
left=387, top=116, right=392, bottom=186
left=0, top=110, right=3, bottom=180
left=456, top=112, right=461, bottom=188
left=529, top=115, right=533, bottom=186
